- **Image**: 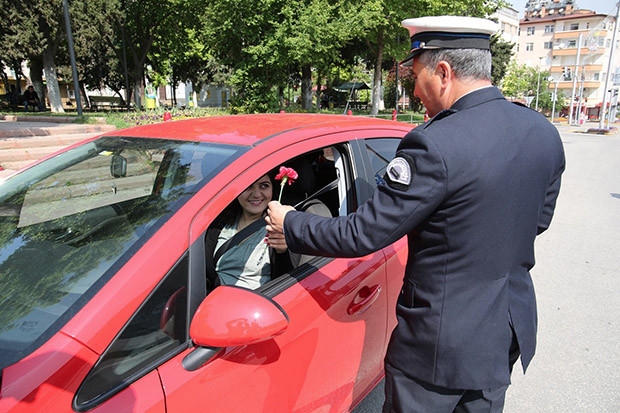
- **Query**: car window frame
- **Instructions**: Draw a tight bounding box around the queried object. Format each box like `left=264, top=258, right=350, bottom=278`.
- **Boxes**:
left=73, top=253, right=192, bottom=412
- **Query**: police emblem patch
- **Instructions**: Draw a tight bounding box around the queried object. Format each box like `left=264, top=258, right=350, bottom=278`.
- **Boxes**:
left=386, top=156, right=413, bottom=188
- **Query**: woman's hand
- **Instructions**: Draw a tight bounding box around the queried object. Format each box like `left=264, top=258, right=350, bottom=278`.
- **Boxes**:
left=266, top=231, right=288, bottom=253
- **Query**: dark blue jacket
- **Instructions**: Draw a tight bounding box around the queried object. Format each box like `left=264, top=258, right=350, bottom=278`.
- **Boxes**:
left=283, top=86, right=565, bottom=389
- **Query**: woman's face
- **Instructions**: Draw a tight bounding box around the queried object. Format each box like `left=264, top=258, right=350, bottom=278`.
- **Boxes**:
left=237, top=174, right=273, bottom=218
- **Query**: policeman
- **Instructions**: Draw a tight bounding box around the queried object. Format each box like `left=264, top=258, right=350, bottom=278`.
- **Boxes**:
left=266, top=15, right=565, bottom=412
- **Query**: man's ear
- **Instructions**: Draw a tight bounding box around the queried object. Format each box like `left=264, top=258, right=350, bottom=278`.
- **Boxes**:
left=436, top=61, right=452, bottom=82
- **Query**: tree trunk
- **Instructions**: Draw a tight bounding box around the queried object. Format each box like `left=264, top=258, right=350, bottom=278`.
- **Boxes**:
left=301, top=64, right=312, bottom=110
left=133, top=78, right=142, bottom=108
left=41, top=48, right=65, bottom=113
left=80, top=83, right=89, bottom=110
left=370, top=28, right=385, bottom=116
left=315, top=70, right=323, bottom=111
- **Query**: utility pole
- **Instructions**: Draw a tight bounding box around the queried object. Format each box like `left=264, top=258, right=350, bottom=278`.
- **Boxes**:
left=535, top=57, right=544, bottom=111
left=569, top=33, right=582, bottom=125
left=551, top=79, right=559, bottom=123
left=599, top=1, right=620, bottom=129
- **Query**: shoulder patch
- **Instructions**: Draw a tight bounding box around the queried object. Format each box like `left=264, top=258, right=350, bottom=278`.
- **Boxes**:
left=384, top=154, right=415, bottom=190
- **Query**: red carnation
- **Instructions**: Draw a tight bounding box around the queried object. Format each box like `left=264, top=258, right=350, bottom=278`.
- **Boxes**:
left=275, top=166, right=298, bottom=202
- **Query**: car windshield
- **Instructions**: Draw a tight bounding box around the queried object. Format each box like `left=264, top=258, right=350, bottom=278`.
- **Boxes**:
left=0, top=136, right=245, bottom=370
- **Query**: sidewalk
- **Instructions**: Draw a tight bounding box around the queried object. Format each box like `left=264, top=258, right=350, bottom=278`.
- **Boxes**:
left=553, top=119, right=619, bottom=134
left=0, top=115, right=116, bottom=179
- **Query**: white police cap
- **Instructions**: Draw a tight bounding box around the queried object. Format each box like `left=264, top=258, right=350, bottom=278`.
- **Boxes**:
left=400, top=16, right=499, bottom=66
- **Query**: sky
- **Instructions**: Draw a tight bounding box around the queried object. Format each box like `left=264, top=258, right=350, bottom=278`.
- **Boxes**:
left=510, top=0, right=619, bottom=17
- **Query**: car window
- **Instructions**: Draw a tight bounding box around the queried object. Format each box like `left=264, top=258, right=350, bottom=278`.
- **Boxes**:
left=74, top=254, right=189, bottom=411
left=364, top=138, right=400, bottom=185
left=204, top=145, right=349, bottom=292
left=0, top=137, right=245, bottom=371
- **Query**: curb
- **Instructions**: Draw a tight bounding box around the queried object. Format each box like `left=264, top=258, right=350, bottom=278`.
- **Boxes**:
left=1, top=115, right=77, bottom=123
left=0, top=124, right=116, bottom=138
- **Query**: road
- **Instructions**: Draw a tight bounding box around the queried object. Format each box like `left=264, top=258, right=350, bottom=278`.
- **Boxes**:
left=354, top=124, right=620, bottom=412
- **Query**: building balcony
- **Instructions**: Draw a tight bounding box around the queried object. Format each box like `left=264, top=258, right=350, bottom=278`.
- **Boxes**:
left=551, top=80, right=601, bottom=89
left=552, top=47, right=604, bottom=56
left=549, top=64, right=604, bottom=73
left=553, top=29, right=608, bottom=39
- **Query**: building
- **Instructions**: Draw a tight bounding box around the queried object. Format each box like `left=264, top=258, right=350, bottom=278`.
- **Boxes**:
left=494, top=6, right=521, bottom=46
left=517, top=0, right=619, bottom=120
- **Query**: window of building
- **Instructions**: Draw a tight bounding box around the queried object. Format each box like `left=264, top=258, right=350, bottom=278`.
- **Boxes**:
left=526, top=43, right=534, bottom=51
left=527, top=27, right=535, bottom=35
left=568, top=40, right=577, bottom=48
left=544, top=41, right=553, bottom=49
left=570, top=23, right=579, bottom=30
left=544, top=25, right=554, bottom=33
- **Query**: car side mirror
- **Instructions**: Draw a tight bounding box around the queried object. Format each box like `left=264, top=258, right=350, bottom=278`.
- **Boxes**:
left=110, top=154, right=127, bottom=178
left=190, top=285, right=289, bottom=348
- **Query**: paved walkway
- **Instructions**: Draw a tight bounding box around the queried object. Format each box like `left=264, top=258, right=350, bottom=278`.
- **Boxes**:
left=0, top=115, right=116, bottom=178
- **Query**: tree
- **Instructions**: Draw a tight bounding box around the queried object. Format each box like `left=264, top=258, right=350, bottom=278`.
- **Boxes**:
left=69, top=0, right=126, bottom=103
left=3, top=0, right=68, bottom=112
left=0, top=0, right=29, bottom=94
left=272, top=0, right=383, bottom=110
left=501, top=61, right=563, bottom=113
left=360, top=0, right=506, bottom=115
left=490, top=34, right=515, bottom=86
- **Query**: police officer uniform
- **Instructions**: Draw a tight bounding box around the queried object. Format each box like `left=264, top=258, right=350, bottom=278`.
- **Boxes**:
left=278, top=15, right=565, bottom=411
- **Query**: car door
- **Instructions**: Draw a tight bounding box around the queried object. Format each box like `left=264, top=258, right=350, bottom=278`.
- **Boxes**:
left=157, top=135, right=397, bottom=412
left=356, top=136, right=408, bottom=342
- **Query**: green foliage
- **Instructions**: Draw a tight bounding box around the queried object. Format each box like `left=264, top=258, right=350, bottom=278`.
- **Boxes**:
left=490, top=34, right=515, bottom=86
left=501, top=61, right=535, bottom=99
left=502, top=61, right=565, bottom=113
left=1, top=0, right=512, bottom=115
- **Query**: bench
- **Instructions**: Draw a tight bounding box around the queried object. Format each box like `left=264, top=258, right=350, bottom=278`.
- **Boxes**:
left=0, top=93, right=26, bottom=111
left=89, top=95, right=123, bottom=111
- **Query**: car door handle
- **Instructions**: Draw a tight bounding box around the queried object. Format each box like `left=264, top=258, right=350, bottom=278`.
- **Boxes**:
left=347, top=285, right=381, bottom=315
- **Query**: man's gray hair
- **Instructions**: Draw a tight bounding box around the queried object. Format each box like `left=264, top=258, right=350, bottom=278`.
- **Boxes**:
left=418, top=49, right=492, bottom=82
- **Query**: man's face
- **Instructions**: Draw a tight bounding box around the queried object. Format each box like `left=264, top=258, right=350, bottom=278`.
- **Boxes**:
left=412, top=57, right=445, bottom=118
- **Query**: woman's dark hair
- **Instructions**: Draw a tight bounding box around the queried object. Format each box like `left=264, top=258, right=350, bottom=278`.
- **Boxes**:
left=212, top=172, right=276, bottom=228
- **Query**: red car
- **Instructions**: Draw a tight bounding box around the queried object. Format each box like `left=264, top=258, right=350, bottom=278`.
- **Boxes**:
left=0, top=114, right=411, bottom=412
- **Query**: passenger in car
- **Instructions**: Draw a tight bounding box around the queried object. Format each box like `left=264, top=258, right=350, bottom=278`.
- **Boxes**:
left=205, top=173, right=292, bottom=290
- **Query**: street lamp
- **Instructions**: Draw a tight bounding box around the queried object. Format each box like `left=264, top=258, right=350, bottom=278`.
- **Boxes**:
left=535, top=56, right=545, bottom=111
left=550, top=77, right=559, bottom=123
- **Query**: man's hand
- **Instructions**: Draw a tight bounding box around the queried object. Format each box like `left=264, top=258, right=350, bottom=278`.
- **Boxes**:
left=265, top=201, right=295, bottom=234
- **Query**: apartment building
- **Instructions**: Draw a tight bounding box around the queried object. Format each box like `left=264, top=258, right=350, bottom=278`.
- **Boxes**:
left=517, top=0, right=619, bottom=119
left=494, top=6, right=521, bottom=45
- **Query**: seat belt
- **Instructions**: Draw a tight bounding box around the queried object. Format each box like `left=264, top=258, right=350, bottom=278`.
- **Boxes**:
left=213, top=219, right=265, bottom=265
left=293, top=178, right=338, bottom=209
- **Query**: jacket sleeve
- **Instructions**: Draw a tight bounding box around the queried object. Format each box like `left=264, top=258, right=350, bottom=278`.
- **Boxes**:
left=283, top=129, right=447, bottom=257
left=537, top=146, right=566, bottom=234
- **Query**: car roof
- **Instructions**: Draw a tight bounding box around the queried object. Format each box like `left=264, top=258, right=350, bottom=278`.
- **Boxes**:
left=106, top=113, right=412, bottom=145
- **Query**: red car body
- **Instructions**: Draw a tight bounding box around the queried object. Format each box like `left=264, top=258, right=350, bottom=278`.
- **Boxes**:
left=0, top=114, right=411, bottom=412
